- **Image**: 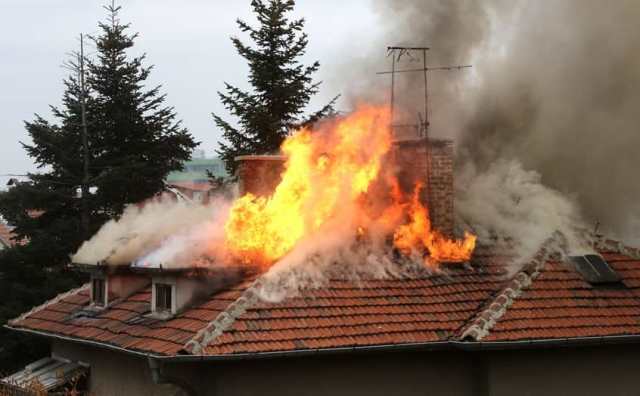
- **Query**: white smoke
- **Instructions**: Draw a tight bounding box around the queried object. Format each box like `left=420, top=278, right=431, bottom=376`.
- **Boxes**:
left=72, top=198, right=231, bottom=267
left=455, top=158, right=592, bottom=271
left=254, top=207, right=426, bottom=302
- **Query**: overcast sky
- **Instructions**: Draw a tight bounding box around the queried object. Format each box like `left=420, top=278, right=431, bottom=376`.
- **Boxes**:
left=0, top=0, right=384, bottom=187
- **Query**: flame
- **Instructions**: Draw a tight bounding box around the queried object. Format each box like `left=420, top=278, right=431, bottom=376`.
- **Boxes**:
left=223, top=105, right=476, bottom=268
left=393, top=183, right=476, bottom=265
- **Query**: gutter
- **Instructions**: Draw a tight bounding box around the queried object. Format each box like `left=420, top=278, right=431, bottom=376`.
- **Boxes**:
left=8, top=324, right=640, bottom=363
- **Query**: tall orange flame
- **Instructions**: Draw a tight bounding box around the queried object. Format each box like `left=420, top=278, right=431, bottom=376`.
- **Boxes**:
left=223, top=105, right=475, bottom=268
left=393, top=183, right=476, bottom=265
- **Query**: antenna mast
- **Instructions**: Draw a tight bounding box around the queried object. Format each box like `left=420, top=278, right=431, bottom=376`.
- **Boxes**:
left=380, top=46, right=471, bottom=139
left=380, top=46, right=471, bottom=206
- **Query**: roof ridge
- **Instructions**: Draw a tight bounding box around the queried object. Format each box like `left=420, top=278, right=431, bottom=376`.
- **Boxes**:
left=183, top=276, right=265, bottom=355
left=458, top=234, right=559, bottom=341
left=595, top=236, right=640, bottom=259
left=8, top=282, right=90, bottom=326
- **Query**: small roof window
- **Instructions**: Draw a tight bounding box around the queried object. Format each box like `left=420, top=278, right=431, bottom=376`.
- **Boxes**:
left=91, top=277, right=107, bottom=307
left=569, top=254, right=622, bottom=285
left=151, top=279, right=176, bottom=317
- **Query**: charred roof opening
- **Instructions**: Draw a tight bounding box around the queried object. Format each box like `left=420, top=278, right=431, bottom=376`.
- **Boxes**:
left=569, top=254, right=623, bottom=286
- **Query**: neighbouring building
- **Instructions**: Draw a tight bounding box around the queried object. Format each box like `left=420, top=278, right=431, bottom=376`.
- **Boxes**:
left=164, top=150, right=228, bottom=204
left=3, top=138, right=640, bottom=396
left=0, top=221, right=17, bottom=250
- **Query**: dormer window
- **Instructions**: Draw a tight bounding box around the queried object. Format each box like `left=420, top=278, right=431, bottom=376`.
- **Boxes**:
left=151, top=278, right=176, bottom=317
left=91, top=276, right=107, bottom=307
left=155, top=283, right=173, bottom=313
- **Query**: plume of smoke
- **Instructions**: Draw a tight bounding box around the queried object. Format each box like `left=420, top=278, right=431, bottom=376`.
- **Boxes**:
left=72, top=199, right=230, bottom=266
left=455, top=159, right=591, bottom=271
left=341, top=0, right=640, bottom=249
left=133, top=201, right=232, bottom=268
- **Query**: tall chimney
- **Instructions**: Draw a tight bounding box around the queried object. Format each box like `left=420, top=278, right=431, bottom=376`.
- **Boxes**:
left=235, top=141, right=454, bottom=237
left=393, top=138, right=454, bottom=237
left=235, top=155, right=286, bottom=196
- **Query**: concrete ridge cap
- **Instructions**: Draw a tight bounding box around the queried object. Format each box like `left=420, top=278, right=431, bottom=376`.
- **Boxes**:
left=459, top=234, right=558, bottom=341
left=8, top=282, right=91, bottom=326
left=183, top=276, right=265, bottom=355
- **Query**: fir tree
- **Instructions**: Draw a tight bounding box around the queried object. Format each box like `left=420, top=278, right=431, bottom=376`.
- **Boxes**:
left=0, top=2, right=197, bottom=372
left=214, top=0, right=338, bottom=175
left=88, top=2, right=198, bottom=215
left=0, top=68, right=95, bottom=373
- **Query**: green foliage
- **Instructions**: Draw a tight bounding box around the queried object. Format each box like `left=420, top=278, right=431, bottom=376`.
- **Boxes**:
left=215, top=0, right=338, bottom=176
left=0, top=2, right=197, bottom=373
left=87, top=3, right=198, bottom=216
left=0, top=243, right=84, bottom=373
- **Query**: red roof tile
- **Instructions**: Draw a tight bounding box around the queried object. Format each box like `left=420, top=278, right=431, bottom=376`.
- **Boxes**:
left=8, top=238, right=640, bottom=357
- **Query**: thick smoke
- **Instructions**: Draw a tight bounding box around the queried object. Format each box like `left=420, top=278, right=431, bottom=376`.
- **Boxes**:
left=455, top=159, right=590, bottom=271
left=342, top=0, right=640, bottom=247
left=72, top=198, right=232, bottom=267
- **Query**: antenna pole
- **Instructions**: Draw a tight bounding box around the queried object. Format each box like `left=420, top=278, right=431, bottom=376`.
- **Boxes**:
left=79, top=33, right=91, bottom=239
left=422, top=48, right=429, bottom=138
left=378, top=46, right=470, bottom=140
left=390, top=50, right=396, bottom=124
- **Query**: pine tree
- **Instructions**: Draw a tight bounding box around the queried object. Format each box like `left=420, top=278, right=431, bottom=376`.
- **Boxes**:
left=0, top=2, right=197, bottom=372
left=87, top=2, right=197, bottom=216
left=0, top=54, right=100, bottom=262
left=215, top=0, right=338, bottom=176
left=0, top=67, right=95, bottom=373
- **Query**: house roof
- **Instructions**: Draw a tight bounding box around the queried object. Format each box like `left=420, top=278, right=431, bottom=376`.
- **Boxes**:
left=0, top=222, right=16, bottom=247
left=7, top=238, right=640, bottom=358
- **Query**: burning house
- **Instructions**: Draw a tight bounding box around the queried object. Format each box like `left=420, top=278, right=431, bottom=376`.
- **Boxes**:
left=3, top=106, right=640, bottom=396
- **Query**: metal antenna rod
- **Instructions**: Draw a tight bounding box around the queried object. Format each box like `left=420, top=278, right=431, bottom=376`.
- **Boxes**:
left=79, top=33, right=91, bottom=239
left=390, top=50, right=396, bottom=124
left=378, top=46, right=471, bottom=138
left=422, top=48, right=429, bottom=137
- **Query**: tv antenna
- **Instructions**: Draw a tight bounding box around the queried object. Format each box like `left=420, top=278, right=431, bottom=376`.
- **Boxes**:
left=377, top=46, right=471, bottom=139
left=378, top=46, right=471, bottom=206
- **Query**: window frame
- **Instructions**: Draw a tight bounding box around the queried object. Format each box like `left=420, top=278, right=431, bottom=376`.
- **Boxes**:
left=91, top=276, right=107, bottom=307
left=151, top=278, right=177, bottom=316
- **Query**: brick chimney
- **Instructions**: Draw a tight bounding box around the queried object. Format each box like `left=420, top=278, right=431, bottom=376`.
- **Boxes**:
left=393, top=138, right=454, bottom=237
left=235, top=141, right=454, bottom=237
left=235, top=155, right=286, bottom=196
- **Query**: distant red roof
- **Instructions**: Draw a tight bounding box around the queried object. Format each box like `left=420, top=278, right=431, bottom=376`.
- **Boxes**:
left=8, top=238, right=640, bottom=358
left=0, top=222, right=17, bottom=247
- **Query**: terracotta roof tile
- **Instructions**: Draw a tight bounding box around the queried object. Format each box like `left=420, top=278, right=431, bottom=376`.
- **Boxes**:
left=481, top=247, right=640, bottom=342
left=9, top=240, right=640, bottom=356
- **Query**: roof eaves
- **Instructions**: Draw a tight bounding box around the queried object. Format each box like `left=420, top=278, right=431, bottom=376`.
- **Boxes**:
left=11, top=321, right=640, bottom=364
left=183, top=277, right=265, bottom=354
left=459, top=235, right=558, bottom=341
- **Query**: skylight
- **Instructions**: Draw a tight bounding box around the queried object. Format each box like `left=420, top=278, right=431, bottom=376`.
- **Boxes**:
left=569, top=255, right=622, bottom=285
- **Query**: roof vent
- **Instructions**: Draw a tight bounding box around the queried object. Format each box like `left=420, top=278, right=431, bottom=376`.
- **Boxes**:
left=569, top=255, right=622, bottom=285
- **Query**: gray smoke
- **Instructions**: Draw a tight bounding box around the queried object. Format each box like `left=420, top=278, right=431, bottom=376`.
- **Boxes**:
left=344, top=0, right=640, bottom=246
